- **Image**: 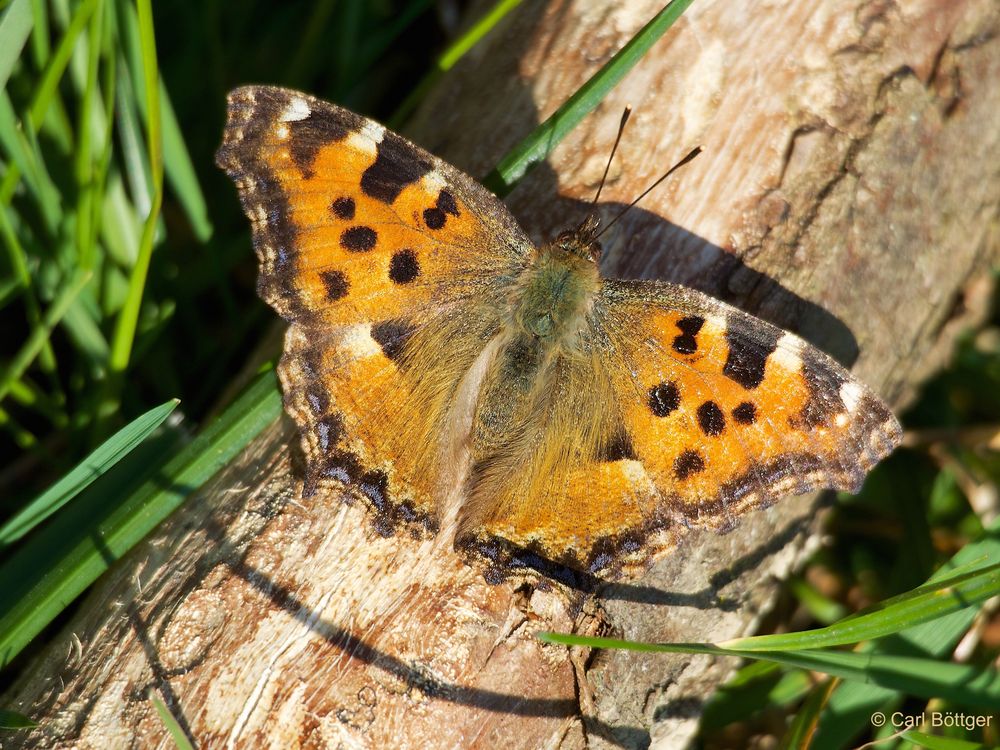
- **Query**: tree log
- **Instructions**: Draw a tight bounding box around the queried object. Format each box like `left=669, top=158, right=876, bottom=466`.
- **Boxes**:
left=5, top=1, right=999, bottom=748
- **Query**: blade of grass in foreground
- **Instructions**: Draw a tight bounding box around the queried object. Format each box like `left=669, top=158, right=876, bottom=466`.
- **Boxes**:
left=537, top=634, right=1000, bottom=709
left=0, top=372, right=281, bottom=670
left=810, top=517, right=1000, bottom=750
left=0, top=399, right=179, bottom=546
left=902, top=730, right=990, bottom=750
left=0, top=0, right=33, bottom=92
left=716, top=559, right=1000, bottom=652
left=101, top=0, right=164, bottom=430
left=151, top=696, right=195, bottom=750
left=0, top=708, right=36, bottom=730
left=0, top=270, right=91, bottom=403
left=482, top=0, right=696, bottom=196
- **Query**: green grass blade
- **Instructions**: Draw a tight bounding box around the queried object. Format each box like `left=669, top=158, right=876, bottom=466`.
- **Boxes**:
left=0, top=0, right=99, bottom=205
left=0, top=708, right=37, bottom=729
left=157, top=78, right=212, bottom=242
left=812, top=518, right=1000, bottom=750
left=118, top=0, right=210, bottom=243
left=0, top=91, right=62, bottom=229
left=0, top=399, right=179, bottom=546
left=151, top=695, right=195, bottom=750
left=0, top=0, right=33, bottom=94
left=778, top=677, right=835, bottom=750
left=0, top=371, right=281, bottom=669
left=389, top=0, right=523, bottom=128
left=73, top=0, right=104, bottom=271
left=102, top=0, right=163, bottom=427
left=902, top=731, right=989, bottom=750
left=718, top=560, right=1000, bottom=651
left=481, top=0, right=696, bottom=196
left=756, top=650, right=1000, bottom=711
left=0, top=270, right=91, bottom=403
left=537, top=634, right=1000, bottom=709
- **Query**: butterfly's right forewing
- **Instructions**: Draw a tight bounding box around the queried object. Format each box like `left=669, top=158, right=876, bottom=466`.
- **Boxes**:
left=595, top=279, right=901, bottom=533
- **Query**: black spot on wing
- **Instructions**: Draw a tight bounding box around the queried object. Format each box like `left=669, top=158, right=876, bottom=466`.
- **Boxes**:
left=673, top=449, right=705, bottom=480
left=723, top=319, right=780, bottom=390
left=732, top=401, right=757, bottom=425
left=648, top=381, right=681, bottom=417
left=371, top=319, right=415, bottom=362
left=696, top=401, right=726, bottom=436
left=330, top=196, right=355, bottom=219
left=340, top=226, right=377, bottom=252
left=438, top=190, right=459, bottom=216
left=361, top=131, right=432, bottom=204
left=672, top=315, right=704, bottom=355
left=319, top=269, right=349, bottom=300
left=424, top=189, right=460, bottom=230
left=597, top=427, right=638, bottom=462
left=388, top=249, right=419, bottom=284
left=423, top=207, right=445, bottom=229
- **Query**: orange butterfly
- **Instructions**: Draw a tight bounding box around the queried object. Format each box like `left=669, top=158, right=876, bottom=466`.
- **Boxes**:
left=216, top=86, right=901, bottom=584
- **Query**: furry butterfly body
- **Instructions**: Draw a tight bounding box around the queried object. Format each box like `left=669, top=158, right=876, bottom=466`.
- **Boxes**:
left=216, top=86, right=902, bottom=583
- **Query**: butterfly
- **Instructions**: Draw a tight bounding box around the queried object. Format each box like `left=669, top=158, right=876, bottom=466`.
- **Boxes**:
left=216, top=86, right=902, bottom=585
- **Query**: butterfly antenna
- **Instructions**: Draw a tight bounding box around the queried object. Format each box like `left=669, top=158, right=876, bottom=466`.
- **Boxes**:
left=591, top=107, right=632, bottom=208
left=595, top=146, right=703, bottom=240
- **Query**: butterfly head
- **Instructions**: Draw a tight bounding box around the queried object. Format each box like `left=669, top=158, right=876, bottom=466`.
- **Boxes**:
left=552, top=214, right=603, bottom=264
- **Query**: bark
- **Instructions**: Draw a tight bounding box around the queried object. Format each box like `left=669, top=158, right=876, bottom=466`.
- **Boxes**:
left=5, top=1, right=999, bottom=748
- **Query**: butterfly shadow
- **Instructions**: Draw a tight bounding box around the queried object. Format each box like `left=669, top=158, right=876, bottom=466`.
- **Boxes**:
left=510, top=186, right=862, bottom=369
left=187, top=510, right=653, bottom=750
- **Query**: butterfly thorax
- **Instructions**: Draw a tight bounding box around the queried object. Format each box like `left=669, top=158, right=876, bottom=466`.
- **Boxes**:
left=509, top=217, right=602, bottom=345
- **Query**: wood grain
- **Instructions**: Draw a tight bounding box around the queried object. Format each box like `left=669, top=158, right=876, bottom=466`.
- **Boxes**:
left=4, top=1, right=999, bottom=748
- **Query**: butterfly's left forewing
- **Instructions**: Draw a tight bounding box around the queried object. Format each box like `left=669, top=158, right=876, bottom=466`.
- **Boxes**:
left=216, top=86, right=532, bottom=533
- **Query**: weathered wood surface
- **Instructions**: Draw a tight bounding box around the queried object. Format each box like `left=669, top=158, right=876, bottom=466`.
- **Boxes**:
left=5, top=1, right=999, bottom=748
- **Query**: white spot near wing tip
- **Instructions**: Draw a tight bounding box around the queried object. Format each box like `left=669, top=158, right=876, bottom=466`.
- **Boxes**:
left=346, top=129, right=380, bottom=158
left=773, top=332, right=804, bottom=371
left=704, top=313, right=726, bottom=330
left=361, top=120, right=386, bottom=143
left=840, top=381, right=864, bottom=413
left=281, top=97, right=312, bottom=122
left=422, top=170, right=447, bottom=192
